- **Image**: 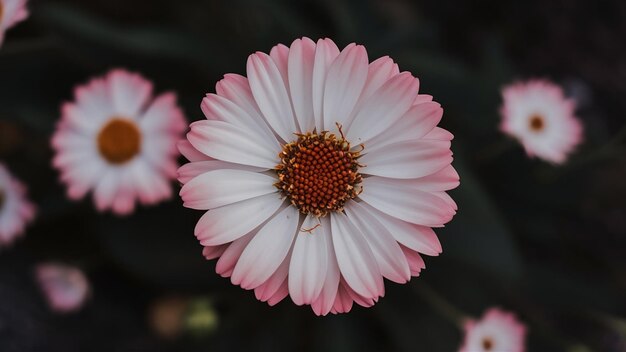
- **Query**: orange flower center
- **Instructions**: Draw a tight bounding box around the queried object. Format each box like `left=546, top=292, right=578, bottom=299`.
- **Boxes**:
left=274, top=129, right=363, bottom=217
left=482, top=337, right=494, bottom=350
left=97, top=118, right=142, bottom=164
left=529, top=114, right=545, bottom=132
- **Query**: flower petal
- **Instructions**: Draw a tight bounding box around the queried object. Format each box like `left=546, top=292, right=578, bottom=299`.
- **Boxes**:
left=108, top=70, right=152, bottom=117
left=247, top=52, right=297, bottom=142
left=357, top=202, right=442, bottom=256
left=288, top=37, right=317, bottom=132
left=180, top=169, right=277, bottom=210
left=346, top=72, right=419, bottom=144
left=312, top=38, right=340, bottom=131
left=177, top=160, right=263, bottom=185
left=323, top=44, right=369, bottom=131
left=359, top=176, right=456, bottom=227
left=231, top=206, right=299, bottom=289
left=330, top=212, right=384, bottom=299
left=345, top=202, right=410, bottom=284
left=187, top=120, right=279, bottom=169
left=288, top=215, right=328, bottom=306
left=360, top=139, right=453, bottom=179
left=195, top=193, right=284, bottom=246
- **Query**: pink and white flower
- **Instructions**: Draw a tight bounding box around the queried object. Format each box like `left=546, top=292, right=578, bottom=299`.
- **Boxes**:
left=52, top=69, right=186, bottom=215
left=460, top=308, right=527, bottom=352
left=36, top=263, right=90, bottom=313
left=500, top=79, right=583, bottom=164
left=179, top=37, right=459, bottom=315
left=0, top=163, right=35, bottom=246
left=0, top=0, right=29, bottom=47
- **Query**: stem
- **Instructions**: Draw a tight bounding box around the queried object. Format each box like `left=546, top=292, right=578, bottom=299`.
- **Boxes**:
left=412, top=282, right=469, bottom=328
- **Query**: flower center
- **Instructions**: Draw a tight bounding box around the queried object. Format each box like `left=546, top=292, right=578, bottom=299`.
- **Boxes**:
left=97, top=118, right=142, bottom=164
left=274, top=128, right=363, bottom=217
left=482, top=337, right=494, bottom=350
left=528, top=114, right=545, bottom=132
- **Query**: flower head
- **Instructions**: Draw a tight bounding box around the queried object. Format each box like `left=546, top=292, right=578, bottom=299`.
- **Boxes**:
left=0, top=0, right=29, bottom=47
left=36, top=263, right=90, bottom=313
left=500, top=79, right=583, bottom=164
left=179, top=37, right=459, bottom=315
left=460, top=308, right=527, bottom=352
left=0, top=163, right=35, bottom=246
left=52, top=69, right=186, bottom=215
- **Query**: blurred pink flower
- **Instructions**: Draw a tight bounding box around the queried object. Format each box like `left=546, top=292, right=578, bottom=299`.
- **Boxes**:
left=0, top=163, right=35, bottom=246
left=179, top=37, right=458, bottom=315
left=52, top=69, right=186, bottom=215
left=36, top=263, right=90, bottom=313
left=500, top=79, right=583, bottom=164
left=460, top=308, right=527, bottom=352
left=0, top=0, right=29, bottom=47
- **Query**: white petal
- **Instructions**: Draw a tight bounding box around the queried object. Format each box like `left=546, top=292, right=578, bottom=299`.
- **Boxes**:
left=255, top=248, right=292, bottom=302
left=346, top=72, right=419, bottom=144
left=288, top=215, right=328, bottom=306
left=358, top=201, right=442, bottom=256
left=201, top=93, right=278, bottom=146
left=330, top=212, right=383, bottom=299
left=140, top=92, right=184, bottom=132
left=288, top=37, right=317, bottom=132
left=177, top=140, right=210, bottom=162
left=312, top=38, right=340, bottom=131
left=400, top=245, right=426, bottom=276
left=180, top=169, right=277, bottom=210
left=270, top=44, right=290, bottom=90
left=195, top=193, right=284, bottom=246
left=202, top=245, right=227, bottom=260
left=215, top=232, right=255, bottom=277
left=108, top=70, right=152, bottom=117
left=359, top=176, right=456, bottom=227
left=366, top=101, right=444, bottom=154
left=411, top=165, right=460, bottom=192
left=231, top=206, right=299, bottom=289
left=310, top=216, right=341, bottom=316
left=360, top=139, right=453, bottom=179
left=323, top=44, right=369, bottom=132
left=247, top=52, right=297, bottom=142
left=177, top=160, right=263, bottom=185
left=187, top=120, right=279, bottom=169
left=345, top=202, right=410, bottom=284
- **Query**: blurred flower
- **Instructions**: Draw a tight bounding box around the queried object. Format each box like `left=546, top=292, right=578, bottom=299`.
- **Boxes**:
left=52, top=69, right=186, bottom=215
left=179, top=37, right=458, bottom=315
left=500, top=79, right=583, bottom=164
left=459, top=308, right=527, bottom=352
left=149, top=295, right=189, bottom=340
left=0, top=163, right=35, bottom=246
left=0, top=0, right=29, bottom=47
left=184, top=298, right=219, bottom=337
left=36, top=263, right=90, bottom=313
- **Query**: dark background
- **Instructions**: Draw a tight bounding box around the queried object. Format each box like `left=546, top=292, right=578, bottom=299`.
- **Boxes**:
left=0, top=0, right=625, bottom=351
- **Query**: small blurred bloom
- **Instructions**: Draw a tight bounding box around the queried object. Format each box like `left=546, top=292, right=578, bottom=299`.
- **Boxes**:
left=36, top=263, right=90, bottom=313
left=500, top=79, right=583, bottom=164
left=460, top=308, right=527, bottom=352
left=184, top=298, right=219, bottom=337
left=179, top=37, right=458, bottom=315
left=52, top=69, right=186, bottom=215
left=149, top=295, right=189, bottom=340
left=0, top=0, right=29, bottom=47
left=0, top=163, right=35, bottom=246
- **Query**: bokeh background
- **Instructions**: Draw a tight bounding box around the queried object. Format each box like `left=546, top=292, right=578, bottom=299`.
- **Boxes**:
left=1, top=0, right=625, bottom=351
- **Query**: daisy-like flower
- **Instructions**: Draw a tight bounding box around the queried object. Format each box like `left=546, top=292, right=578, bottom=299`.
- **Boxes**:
left=0, top=163, right=35, bottom=246
left=0, top=0, right=29, bottom=47
left=179, top=37, right=459, bottom=315
left=460, top=308, right=527, bottom=352
left=52, top=69, right=186, bottom=215
left=500, top=79, right=583, bottom=164
left=36, top=263, right=90, bottom=313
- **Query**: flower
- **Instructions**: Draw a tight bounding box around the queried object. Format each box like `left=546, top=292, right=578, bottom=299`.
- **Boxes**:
left=36, top=263, right=90, bottom=313
left=0, top=0, right=29, bottom=47
left=178, top=37, right=458, bottom=315
left=460, top=308, right=527, bottom=352
left=500, top=79, right=583, bottom=164
left=0, top=163, right=35, bottom=246
left=52, top=69, right=186, bottom=215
